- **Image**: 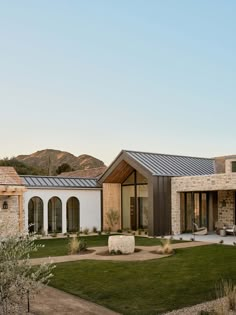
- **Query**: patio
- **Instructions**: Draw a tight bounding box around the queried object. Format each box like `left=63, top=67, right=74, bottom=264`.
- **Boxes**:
left=170, top=232, right=236, bottom=245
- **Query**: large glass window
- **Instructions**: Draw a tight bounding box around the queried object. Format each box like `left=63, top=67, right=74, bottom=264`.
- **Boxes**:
left=180, top=192, right=208, bottom=232
left=67, top=197, right=80, bottom=232
left=122, top=171, right=148, bottom=230
left=48, top=197, right=62, bottom=233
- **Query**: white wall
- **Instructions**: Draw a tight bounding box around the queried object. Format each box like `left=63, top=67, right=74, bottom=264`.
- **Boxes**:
left=23, top=188, right=101, bottom=234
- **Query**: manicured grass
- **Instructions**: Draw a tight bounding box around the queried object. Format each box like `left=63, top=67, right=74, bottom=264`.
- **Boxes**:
left=31, top=235, right=185, bottom=258
left=50, top=245, right=236, bottom=315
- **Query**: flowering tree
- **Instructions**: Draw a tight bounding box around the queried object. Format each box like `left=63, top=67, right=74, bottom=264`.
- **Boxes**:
left=0, top=221, right=55, bottom=314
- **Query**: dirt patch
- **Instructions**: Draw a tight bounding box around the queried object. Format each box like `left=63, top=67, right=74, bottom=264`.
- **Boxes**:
left=96, top=248, right=142, bottom=256
left=74, top=249, right=95, bottom=255
left=150, top=250, right=174, bottom=256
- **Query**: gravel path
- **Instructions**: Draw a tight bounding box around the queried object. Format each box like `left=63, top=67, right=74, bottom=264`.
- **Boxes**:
left=163, top=298, right=236, bottom=315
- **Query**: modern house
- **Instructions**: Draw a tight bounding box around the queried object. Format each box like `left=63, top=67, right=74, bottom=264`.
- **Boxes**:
left=0, top=150, right=236, bottom=236
left=99, top=150, right=215, bottom=236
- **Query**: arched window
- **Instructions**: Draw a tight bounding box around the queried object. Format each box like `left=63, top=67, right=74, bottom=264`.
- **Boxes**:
left=28, top=197, right=43, bottom=233
left=48, top=197, right=62, bottom=233
left=67, top=197, right=80, bottom=232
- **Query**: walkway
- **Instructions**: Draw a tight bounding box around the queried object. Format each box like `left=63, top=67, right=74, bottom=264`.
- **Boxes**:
left=29, top=286, right=120, bottom=315
left=169, top=232, right=236, bottom=245
left=30, top=241, right=211, bottom=265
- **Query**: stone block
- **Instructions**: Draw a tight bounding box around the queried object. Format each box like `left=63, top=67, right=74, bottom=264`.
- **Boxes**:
left=108, top=235, right=135, bottom=254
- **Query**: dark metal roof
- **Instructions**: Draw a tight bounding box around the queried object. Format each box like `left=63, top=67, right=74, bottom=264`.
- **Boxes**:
left=20, top=175, right=100, bottom=189
left=124, top=150, right=215, bottom=176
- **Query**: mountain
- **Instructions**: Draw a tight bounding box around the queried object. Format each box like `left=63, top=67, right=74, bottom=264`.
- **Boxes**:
left=58, top=166, right=107, bottom=178
left=16, top=149, right=106, bottom=175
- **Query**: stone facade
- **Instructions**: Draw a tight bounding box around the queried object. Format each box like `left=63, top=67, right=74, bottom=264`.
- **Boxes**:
left=171, top=173, right=236, bottom=234
left=218, top=190, right=235, bottom=226
left=0, top=195, right=21, bottom=236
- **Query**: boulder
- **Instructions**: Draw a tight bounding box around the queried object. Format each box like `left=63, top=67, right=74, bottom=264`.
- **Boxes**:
left=108, top=235, right=135, bottom=254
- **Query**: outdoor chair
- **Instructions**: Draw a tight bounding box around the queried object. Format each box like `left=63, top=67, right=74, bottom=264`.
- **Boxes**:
left=192, top=223, right=208, bottom=235
left=225, top=225, right=236, bottom=236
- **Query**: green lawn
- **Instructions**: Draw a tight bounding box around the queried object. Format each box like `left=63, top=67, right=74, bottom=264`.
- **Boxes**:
left=49, top=245, right=236, bottom=315
left=31, top=235, right=184, bottom=258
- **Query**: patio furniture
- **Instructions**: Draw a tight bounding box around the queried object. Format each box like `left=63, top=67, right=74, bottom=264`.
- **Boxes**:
left=219, top=229, right=226, bottom=237
left=225, top=225, right=236, bottom=236
left=193, top=223, right=208, bottom=235
left=215, top=221, right=224, bottom=235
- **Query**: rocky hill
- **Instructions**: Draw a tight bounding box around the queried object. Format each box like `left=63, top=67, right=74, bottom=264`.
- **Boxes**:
left=16, top=149, right=106, bottom=175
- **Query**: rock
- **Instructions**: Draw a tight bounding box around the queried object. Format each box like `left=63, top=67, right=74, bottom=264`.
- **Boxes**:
left=108, top=235, right=135, bottom=254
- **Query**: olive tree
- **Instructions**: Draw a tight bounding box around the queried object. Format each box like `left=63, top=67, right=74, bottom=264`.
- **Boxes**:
left=0, top=221, right=55, bottom=314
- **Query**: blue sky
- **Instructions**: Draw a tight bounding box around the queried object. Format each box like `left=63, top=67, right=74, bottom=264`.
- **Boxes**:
left=0, top=1, right=236, bottom=165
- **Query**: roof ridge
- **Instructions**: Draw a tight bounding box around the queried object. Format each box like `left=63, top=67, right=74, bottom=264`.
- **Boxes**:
left=20, top=175, right=97, bottom=180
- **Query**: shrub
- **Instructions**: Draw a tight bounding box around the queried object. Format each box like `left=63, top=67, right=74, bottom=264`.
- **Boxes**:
left=105, top=208, right=120, bottom=231
left=68, top=237, right=80, bottom=255
left=156, top=239, right=174, bottom=255
left=83, top=228, right=89, bottom=235
left=215, top=279, right=236, bottom=313
left=117, top=229, right=122, bottom=233
left=78, top=238, right=87, bottom=252
left=92, top=226, right=97, bottom=233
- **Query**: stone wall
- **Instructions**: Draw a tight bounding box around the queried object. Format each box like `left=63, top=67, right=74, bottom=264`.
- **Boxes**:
left=171, top=173, right=236, bottom=234
left=218, top=190, right=235, bottom=226
left=0, top=196, right=20, bottom=236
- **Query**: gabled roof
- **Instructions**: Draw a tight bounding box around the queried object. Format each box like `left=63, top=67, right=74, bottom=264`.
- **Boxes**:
left=125, top=150, right=215, bottom=176
left=21, top=175, right=101, bottom=189
left=0, top=167, right=24, bottom=186
left=99, top=150, right=215, bottom=183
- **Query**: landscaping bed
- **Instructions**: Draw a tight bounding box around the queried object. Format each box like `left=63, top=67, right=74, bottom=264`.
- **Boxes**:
left=31, top=235, right=185, bottom=258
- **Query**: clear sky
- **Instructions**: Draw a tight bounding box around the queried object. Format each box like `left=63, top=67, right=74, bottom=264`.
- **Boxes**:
left=0, top=1, right=236, bottom=165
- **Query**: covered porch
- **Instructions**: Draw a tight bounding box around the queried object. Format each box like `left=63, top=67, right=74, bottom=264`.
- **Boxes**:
left=171, top=173, right=236, bottom=235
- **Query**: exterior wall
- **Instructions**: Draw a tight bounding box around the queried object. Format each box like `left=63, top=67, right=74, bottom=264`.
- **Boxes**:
left=102, top=183, right=121, bottom=231
left=218, top=190, right=235, bottom=226
left=171, top=173, right=236, bottom=234
left=225, top=159, right=236, bottom=174
left=0, top=196, right=20, bottom=235
left=24, top=188, right=101, bottom=234
left=152, top=176, right=171, bottom=236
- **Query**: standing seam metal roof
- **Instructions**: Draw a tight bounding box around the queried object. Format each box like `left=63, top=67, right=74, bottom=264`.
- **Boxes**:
left=20, top=175, right=100, bottom=188
left=125, top=150, right=215, bottom=176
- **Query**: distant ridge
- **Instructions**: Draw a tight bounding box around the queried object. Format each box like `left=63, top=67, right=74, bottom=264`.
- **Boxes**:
left=16, top=149, right=106, bottom=175
left=58, top=166, right=107, bottom=178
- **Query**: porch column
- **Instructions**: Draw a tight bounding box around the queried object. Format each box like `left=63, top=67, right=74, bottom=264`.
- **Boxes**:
left=18, top=194, right=23, bottom=232
left=43, top=198, right=48, bottom=235
left=62, top=199, right=67, bottom=234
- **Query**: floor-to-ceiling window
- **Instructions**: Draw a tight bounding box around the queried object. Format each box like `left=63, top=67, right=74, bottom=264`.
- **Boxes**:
left=180, top=192, right=208, bottom=232
left=28, top=197, right=43, bottom=233
left=48, top=197, right=62, bottom=233
left=67, top=197, right=80, bottom=232
left=122, top=171, right=148, bottom=230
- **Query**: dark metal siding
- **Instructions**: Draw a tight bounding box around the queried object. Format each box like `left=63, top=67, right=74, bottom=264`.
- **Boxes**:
left=153, top=176, right=172, bottom=236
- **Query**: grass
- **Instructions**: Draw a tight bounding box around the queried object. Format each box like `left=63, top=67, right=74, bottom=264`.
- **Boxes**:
left=31, top=235, right=184, bottom=258
left=49, top=245, right=236, bottom=315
